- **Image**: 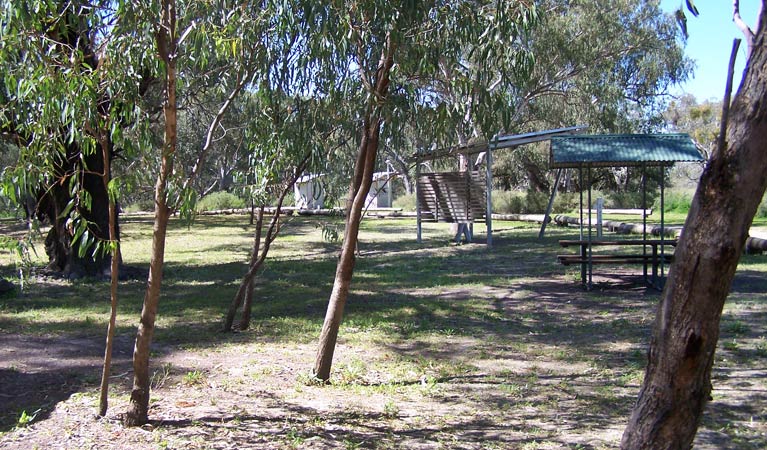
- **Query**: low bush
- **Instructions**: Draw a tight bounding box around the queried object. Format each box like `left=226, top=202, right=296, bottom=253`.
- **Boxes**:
left=552, top=193, right=580, bottom=214
left=197, top=191, right=245, bottom=212
left=393, top=193, right=416, bottom=212
left=492, top=190, right=524, bottom=214
left=655, top=190, right=694, bottom=214
left=758, top=193, right=767, bottom=218
left=492, top=190, right=579, bottom=215
left=607, top=190, right=656, bottom=209
left=123, top=198, right=155, bottom=213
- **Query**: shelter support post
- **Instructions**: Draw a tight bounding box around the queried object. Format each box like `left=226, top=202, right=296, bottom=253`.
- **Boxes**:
left=539, top=168, right=563, bottom=239
left=416, top=159, right=422, bottom=243
left=485, top=137, right=495, bottom=247
left=586, top=164, right=594, bottom=290
left=578, top=166, right=584, bottom=241
left=660, top=164, right=666, bottom=283
left=642, top=163, right=648, bottom=281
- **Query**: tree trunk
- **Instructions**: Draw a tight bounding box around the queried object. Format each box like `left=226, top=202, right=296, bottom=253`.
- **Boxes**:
left=124, top=204, right=171, bottom=426
left=98, top=132, right=121, bottom=417
left=39, top=141, right=117, bottom=279
left=312, top=37, right=394, bottom=382
left=124, top=0, right=177, bottom=426
left=313, top=119, right=379, bottom=382
left=224, top=155, right=309, bottom=332
left=621, top=9, right=767, bottom=448
left=224, top=206, right=264, bottom=331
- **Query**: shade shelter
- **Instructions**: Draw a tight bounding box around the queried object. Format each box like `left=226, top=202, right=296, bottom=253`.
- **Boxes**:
left=414, top=126, right=587, bottom=245
left=544, top=133, right=704, bottom=288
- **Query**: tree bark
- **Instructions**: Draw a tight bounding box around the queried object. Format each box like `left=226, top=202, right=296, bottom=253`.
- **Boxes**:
left=37, top=132, right=117, bottom=280
left=223, top=155, right=310, bottom=332
left=621, top=6, right=767, bottom=448
left=223, top=205, right=264, bottom=331
left=313, top=34, right=395, bottom=382
left=98, top=131, right=121, bottom=417
left=124, top=0, right=177, bottom=426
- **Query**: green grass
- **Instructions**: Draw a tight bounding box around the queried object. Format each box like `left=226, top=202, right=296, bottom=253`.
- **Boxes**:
left=1, top=214, right=767, bottom=448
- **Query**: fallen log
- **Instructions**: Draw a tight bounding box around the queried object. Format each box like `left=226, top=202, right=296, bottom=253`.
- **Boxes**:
left=746, top=236, right=767, bottom=254
left=553, top=214, right=681, bottom=238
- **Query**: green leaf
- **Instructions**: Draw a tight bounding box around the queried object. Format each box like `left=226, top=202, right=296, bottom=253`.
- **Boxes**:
left=685, top=0, right=700, bottom=17
left=675, top=9, right=688, bottom=39
left=58, top=200, right=75, bottom=220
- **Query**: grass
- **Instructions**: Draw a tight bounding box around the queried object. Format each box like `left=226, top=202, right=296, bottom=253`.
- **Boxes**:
left=1, top=214, right=767, bottom=448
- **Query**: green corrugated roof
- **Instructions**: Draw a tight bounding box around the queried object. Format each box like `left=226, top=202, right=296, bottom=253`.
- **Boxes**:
left=549, top=133, right=704, bottom=168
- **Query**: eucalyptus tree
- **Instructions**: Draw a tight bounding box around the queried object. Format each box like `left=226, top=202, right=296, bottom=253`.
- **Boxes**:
left=223, top=91, right=336, bottom=332
left=296, top=1, right=539, bottom=382
left=664, top=94, right=721, bottom=158
left=621, top=1, right=767, bottom=447
left=1, top=0, right=155, bottom=417
left=0, top=1, right=134, bottom=278
left=2, top=0, right=285, bottom=424
left=360, top=0, right=691, bottom=198
left=491, top=0, right=691, bottom=193
left=121, top=0, right=283, bottom=425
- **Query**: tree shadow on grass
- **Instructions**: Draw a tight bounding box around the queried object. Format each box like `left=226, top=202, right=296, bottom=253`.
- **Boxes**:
left=0, top=332, right=134, bottom=431
left=4, top=219, right=767, bottom=446
left=149, top=389, right=611, bottom=449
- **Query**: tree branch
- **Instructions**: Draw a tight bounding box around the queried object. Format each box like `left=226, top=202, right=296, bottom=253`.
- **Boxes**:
left=180, top=69, right=249, bottom=198
left=733, top=0, right=756, bottom=57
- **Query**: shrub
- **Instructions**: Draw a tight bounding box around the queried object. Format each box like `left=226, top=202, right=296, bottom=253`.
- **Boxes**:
left=552, top=193, right=580, bottom=214
left=123, top=198, right=155, bottom=213
left=607, top=190, right=653, bottom=209
left=492, top=189, right=580, bottom=215
left=524, top=190, right=549, bottom=214
left=492, top=190, right=524, bottom=214
left=196, top=191, right=245, bottom=212
left=758, top=193, right=767, bottom=218
left=654, top=190, right=693, bottom=214
left=392, top=193, right=416, bottom=212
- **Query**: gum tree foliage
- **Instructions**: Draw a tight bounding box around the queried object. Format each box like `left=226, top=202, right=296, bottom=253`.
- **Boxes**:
left=122, top=0, right=291, bottom=426
left=223, top=91, right=336, bottom=332
left=368, top=0, right=692, bottom=198
left=0, top=1, right=139, bottom=278
left=290, top=0, right=539, bottom=382
left=663, top=94, right=721, bottom=186
left=664, top=93, right=722, bottom=158
left=1, top=0, right=283, bottom=424
left=621, top=1, right=767, bottom=448
left=491, top=0, right=692, bottom=195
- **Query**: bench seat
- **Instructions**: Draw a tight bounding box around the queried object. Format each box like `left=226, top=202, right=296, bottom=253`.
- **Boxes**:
left=557, top=253, right=673, bottom=266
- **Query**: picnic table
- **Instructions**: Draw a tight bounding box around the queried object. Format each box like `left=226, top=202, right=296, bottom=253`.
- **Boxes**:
left=558, top=239, right=676, bottom=289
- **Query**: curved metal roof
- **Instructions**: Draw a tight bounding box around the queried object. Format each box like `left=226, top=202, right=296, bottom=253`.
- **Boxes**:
left=550, top=133, right=704, bottom=168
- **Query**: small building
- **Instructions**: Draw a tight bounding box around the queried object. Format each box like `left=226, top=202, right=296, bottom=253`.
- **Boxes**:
left=365, top=172, right=396, bottom=209
left=294, top=174, right=326, bottom=209
left=295, top=172, right=396, bottom=211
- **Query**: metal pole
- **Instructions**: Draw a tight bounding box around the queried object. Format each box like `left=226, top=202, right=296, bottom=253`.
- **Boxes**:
left=539, top=168, right=563, bottom=239
left=660, top=164, right=666, bottom=282
left=486, top=136, right=495, bottom=247
left=416, top=159, right=422, bottom=243
left=579, top=166, right=584, bottom=241
left=642, top=163, right=648, bottom=282
left=588, top=164, right=594, bottom=290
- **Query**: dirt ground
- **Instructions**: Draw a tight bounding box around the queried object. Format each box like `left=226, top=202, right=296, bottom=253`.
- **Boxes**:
left=1, top=218, right=766, bottom=449
left=1, top=275, right=765, bottom=449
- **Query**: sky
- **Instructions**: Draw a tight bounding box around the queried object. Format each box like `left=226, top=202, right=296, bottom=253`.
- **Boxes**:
left=659, top=0, right=762, bottom=101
